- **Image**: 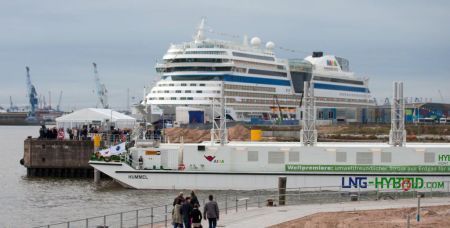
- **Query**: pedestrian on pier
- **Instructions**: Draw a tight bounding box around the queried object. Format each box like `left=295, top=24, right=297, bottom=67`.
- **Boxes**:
left=203, top=195, right=219, bottom=228
left=181, top=197, right=193, bottom=228
left=191, top=204, right=203, bottom=228
left=172, top=198, right=183, bottom=228
left=190, top=191, right=200, bottom=207
left=173, top=192, right=185, bottom=206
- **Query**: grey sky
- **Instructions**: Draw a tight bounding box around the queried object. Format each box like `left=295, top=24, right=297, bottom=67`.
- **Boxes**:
left=1, top=0, right=449, bottom=110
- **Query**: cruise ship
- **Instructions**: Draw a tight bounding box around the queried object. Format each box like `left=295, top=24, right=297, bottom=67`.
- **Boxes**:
left=145, top=19, right=374, bottom=123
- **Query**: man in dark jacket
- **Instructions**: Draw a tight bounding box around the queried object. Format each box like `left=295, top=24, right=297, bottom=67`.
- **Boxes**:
left=181, top=197, right=193, bottom=228
left=203, top=195, right=219, bottom=228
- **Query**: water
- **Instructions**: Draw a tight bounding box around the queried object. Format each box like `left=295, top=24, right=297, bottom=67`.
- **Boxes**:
left=0, top=126, right=253, bottom=227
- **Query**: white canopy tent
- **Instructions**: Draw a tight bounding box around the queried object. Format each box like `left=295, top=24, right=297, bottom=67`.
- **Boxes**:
left=56, top=108, right=136, bottom=129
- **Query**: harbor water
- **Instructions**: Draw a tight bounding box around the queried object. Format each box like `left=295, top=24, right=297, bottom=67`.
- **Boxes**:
left=0, top=126, right=256, bottom=227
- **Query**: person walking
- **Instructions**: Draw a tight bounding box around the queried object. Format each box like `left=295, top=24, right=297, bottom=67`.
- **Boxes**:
left=172, top=198, right=183, bottom=228
left=173, top=192, right=185, bottom=206
left=190, top=191, right=200, bottom=207
left=203, top=195, right=219, bottom=228
left=191, top=204, right=203, bottom=228
left=181, top=197, right=193, bottom=228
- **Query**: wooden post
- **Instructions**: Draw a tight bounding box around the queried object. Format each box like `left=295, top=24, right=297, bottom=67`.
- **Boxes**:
left=278, top=176, right=287, bottom=206
left=94, top=168, right=101, bottom=184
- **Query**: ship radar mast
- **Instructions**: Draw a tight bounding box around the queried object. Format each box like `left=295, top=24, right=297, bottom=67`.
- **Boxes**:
left=194, top=18, right=206, bottom=43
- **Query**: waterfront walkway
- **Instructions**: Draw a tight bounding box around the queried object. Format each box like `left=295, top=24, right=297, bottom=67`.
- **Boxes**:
left=212, top=196, right=450, bottom=227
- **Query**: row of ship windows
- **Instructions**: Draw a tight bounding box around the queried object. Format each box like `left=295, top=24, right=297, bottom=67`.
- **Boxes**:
left=224, top=84, right=276, bottom=92
left=247, top=151, right=434, bottom=165
left=148, top=97, right=299, bottom=105
left=152, top=89, right=298, bottom=100
left=167, top=50, right=275, bottom=62
left=224, top=91, right=300, bottom=100
left=157, top=66, right=286, bottom=77
left=153, top=90, right=221, bottom=94
left=314, top=76, right=364, bottom=86
left=158, top=83, right=209, bottom=87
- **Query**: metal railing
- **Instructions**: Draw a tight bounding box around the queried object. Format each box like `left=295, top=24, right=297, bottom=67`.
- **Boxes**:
left=33, top=183, right=450, bottom=228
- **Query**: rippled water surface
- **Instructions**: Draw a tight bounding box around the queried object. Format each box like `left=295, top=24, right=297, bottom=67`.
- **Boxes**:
left=0, top=126, right=254, bottom=227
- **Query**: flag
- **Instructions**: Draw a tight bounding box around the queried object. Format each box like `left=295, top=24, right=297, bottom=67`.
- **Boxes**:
left=110, top=142, right=126, bottom=155
left=99, top=142, right=126, bottom=157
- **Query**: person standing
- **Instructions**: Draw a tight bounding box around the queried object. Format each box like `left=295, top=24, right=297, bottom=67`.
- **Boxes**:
left=173, top=192, right=185, bottom=206
left=191, top=204, right=202, bottom=228
left=203, top=195, right=219, bottom=228
left=181, top=197, right=193, bottom=228
left=172, top=199, right=183, bottom=228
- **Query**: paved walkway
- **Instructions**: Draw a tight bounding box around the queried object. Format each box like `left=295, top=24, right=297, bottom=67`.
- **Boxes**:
left=215, top=197, right=450, bottom=227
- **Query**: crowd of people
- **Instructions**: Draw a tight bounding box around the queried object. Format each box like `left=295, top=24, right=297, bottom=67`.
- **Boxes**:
left=172, top=191, right=219, bottom=228
left=37, top=124, right=131, bottom=143
left=38, top=125, right=62, bottom=139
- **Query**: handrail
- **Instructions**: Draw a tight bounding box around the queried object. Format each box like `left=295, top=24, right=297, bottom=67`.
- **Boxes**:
left=33, top=182, right=450, bottom=228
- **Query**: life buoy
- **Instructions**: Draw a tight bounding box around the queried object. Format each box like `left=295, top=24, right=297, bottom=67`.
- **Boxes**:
left=401, top=179, right=412, bottom=191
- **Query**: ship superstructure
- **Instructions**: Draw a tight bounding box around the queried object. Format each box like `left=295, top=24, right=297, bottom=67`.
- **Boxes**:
left=145, top=19, right=374, bottom=122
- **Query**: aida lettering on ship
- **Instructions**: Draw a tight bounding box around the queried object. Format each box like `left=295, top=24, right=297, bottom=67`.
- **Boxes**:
left=99, top=142, right=126, bottom=157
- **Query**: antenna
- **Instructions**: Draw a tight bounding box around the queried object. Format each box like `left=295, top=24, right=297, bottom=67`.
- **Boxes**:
left=300, top=81, right=317, bottom=146
left=389, top=81, right=406, bottom=146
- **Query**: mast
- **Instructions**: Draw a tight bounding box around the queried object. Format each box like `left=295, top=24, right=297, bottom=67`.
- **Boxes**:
left=300, top=81, right=317, bottom=146
left=210, top=81, right=228, bottom=145
left=389, top=81, right=406, bottom=146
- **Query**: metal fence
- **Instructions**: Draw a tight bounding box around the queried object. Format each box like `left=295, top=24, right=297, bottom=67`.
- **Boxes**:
left=34, top=183, right=450, bottom=228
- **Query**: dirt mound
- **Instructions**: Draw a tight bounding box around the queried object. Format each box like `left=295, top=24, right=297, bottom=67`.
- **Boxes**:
left=164, top=124, right=250, bottom=143
left=271, top=205, right=450, bottom=228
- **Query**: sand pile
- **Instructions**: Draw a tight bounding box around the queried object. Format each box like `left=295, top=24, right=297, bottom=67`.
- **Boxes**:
left=164, top=124, right=250, bottom=143
left=271, top=205, right=450, bottom=228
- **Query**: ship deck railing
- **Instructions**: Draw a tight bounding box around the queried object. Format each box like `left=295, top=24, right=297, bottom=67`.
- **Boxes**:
left=33, top=182, right=450, bottom=228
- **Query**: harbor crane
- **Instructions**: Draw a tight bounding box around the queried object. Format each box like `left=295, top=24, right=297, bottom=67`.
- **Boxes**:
left=25, top=66, right=38, bottom=119
left=8, top=96, right=18, bottom=112
left=92, top=62, right=109, bottom=109
left=56, top=91, right=63, bottom=111
left=438, top=90, right=444, bottom=102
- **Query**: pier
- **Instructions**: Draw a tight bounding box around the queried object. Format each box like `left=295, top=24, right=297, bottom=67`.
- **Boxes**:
left=22, top=137, right=95, bottom=178
left=32, top=184, right=450, bottom=228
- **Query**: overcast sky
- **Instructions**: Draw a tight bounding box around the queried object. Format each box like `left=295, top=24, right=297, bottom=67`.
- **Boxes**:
left=1, top=0, right=449, bottom=110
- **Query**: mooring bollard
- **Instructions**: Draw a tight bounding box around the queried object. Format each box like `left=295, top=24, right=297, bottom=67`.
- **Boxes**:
left=94, top=168, right=101, bottom=184
left=278, top=176, right=287, bottom=206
